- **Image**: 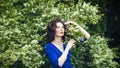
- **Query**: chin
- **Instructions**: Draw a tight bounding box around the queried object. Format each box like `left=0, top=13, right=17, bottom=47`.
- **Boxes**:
left=58, top=35, right=64, bottom=37
left=60, top=34, right=64, bottom=36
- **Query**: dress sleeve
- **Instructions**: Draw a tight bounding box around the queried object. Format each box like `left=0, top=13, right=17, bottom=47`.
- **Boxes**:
left=45, top=44, right=59, bottom=67
left=80, top=37, right=87, bottom=42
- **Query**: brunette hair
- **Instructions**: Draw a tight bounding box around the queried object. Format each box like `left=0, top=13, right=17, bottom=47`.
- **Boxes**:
left=46, top=18, right=67, bottom=42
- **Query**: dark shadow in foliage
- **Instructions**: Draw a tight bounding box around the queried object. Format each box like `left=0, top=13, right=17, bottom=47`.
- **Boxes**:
left=9, top=60, right=26, bottom=68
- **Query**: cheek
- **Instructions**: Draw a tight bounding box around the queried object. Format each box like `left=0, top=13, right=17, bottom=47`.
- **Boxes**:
left=63, top=29, right=65, bottom=32
left=55, top=29, right=59, bottom=34
left=55, top=29, right=58, bottom=32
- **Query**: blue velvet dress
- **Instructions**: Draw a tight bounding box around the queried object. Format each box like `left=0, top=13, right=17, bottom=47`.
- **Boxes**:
left=45, top=43, right=73, bottom=68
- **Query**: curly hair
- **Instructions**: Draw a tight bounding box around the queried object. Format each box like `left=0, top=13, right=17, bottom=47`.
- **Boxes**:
left=46, top=18, right=67, bottom=42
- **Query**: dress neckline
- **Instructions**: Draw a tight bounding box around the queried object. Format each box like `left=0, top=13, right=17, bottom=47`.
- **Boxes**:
left=50, top=42, right=65, bottom=53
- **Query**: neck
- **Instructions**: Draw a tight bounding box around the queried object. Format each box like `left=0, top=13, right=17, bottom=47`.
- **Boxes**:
left=52, top=37, right=64, bottom=51
left=52, top=36, right=63, bottom=45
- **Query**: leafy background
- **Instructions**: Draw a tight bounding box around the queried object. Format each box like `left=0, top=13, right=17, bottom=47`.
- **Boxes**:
left=0, top=0, right=119, bottom=68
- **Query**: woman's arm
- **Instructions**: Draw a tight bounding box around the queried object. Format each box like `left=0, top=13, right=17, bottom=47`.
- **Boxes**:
left=65, top=21, right=90, bottom=39
left=77, top=24, right=90, bottom=39
left=58, top=39, right=75, bottom=67
left=58, top=47, right=69, bottom=67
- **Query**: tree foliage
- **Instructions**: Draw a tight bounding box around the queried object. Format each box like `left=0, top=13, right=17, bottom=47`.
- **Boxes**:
left=0, top=0, right=118, bottom=68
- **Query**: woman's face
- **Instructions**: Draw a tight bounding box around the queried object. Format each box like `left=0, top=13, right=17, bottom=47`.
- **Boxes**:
left=55, top=22, right=65, bottom=37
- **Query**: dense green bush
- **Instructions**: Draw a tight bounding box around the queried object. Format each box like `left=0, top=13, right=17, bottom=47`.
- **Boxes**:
left=0, top=0, right=118, bottom=68
left=71, top=35, right=117, bottom=68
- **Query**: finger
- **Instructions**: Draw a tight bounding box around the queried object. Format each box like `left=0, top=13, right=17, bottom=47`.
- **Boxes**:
left=65, top=21, right=73, bottom=24
left=70, top=39, right=75, bottom=43
left=65, top=21, right=70, bottom=25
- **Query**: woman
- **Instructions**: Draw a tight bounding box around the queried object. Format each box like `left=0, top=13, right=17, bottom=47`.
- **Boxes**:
left=45, top=18, right=90, bottom=68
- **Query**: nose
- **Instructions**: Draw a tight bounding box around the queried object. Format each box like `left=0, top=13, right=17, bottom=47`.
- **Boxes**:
left=60, top=27, right=64, bottom=31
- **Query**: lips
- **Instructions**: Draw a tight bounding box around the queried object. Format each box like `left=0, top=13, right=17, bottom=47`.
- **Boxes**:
left=60, top=32, right=64, bottom=34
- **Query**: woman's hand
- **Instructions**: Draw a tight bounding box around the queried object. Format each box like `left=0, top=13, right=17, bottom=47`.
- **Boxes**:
left=65, top=21, right=78, bottom=26
left=65, top=21, right=90, bottom=39
left=66, top=39, right=75, bottom=50
left=65, top=21, right=79, bottom=29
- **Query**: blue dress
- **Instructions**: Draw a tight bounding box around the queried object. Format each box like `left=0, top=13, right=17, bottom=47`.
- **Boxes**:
left=45, top=43, right=73, bottom=68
